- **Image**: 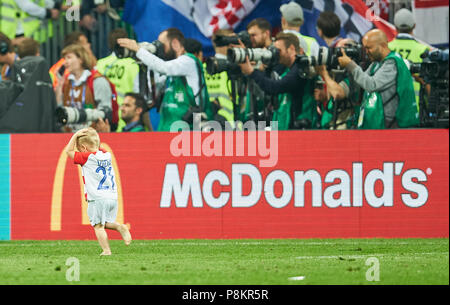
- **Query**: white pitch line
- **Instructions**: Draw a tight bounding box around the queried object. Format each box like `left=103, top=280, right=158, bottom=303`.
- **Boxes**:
left=0, top=240, right=448, bottom=247
left=131, top=241, right=448, bottom=247
left=295, top=252, right=449, bottom=260
left=288, top=276, right=306, bottom=281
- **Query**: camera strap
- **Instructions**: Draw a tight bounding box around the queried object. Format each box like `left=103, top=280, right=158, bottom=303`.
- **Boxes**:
left=185, top=53, right=205, bottom=111
left=194, top=61, right=205, bottom=111
left=149, top=70, right=157, bottom=105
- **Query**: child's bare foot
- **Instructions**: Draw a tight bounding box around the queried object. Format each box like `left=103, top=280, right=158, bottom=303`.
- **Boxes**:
left=118, top=224, right=132, bottom=246
left=100, top=251, right=111, bottom=256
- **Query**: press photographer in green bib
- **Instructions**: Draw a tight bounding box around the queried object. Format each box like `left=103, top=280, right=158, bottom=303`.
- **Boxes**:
left=117, top=28, right=212, bottom=131
left=338, top=29, right=419, bottom=129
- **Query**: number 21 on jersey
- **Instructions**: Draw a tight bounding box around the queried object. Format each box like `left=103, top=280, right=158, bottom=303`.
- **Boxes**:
left=96, top=166, right=115, bottom=190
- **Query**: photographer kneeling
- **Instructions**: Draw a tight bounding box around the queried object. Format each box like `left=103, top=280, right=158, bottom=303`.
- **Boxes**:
left=117, top=28, right=211, bottom=131
left=338, top=29, right=419, bottom=129
left=239, top=32, right=314, bottom=130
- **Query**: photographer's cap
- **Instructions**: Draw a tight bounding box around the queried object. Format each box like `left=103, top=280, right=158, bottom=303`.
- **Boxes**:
left=394, top=8, right=415, bottom=30
left=280, top=1, right=304, bottom=24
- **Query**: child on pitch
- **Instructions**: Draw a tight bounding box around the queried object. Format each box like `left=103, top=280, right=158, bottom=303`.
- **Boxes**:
left=65, top=127, right=132, bottom=255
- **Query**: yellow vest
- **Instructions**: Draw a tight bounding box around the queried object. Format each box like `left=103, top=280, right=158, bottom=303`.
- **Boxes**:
left=389, top=35, right=430, bottom=111
left=96, top=53, right=140, bottom=132
left=302, top=35, right=318, bottom=56
left=0, top=0, right=19, bottom=39
left=203, top=62, right=235, bottom=125
left=64, top=0, right=81, bottom=5
left=285, top=30, right=317, bottom=56
left=0, top=0, right=52, bottom=42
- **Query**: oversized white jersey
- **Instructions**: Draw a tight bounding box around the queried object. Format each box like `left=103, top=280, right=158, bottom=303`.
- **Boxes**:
left=74, top=149, right=118, bottom=201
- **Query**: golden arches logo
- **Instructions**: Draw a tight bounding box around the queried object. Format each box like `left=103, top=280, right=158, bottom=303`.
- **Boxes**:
left=50, top=143, right=124, bottom=231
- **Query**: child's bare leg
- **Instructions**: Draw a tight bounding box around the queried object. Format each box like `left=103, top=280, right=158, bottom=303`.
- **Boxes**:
left=105, top=222, right=132, bottom=246
left=94, top=224, right=111, bottom=255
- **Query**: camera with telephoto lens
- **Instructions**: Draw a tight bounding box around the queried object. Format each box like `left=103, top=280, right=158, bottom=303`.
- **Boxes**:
left=409, top=62, right=422, bottom=75
left=214, top=31, right=252, bottom=48
left=410, top=48, right=449, bottom=128
left=55, top=106, right=112, bottom=126
left=333, top=44, right=363, bottom=67
left=205, top=56, right=241, bottom=76
left=114, top=40, right=165, bottom=59
left=296, top=44, right=363, bottom=78
left=297, top=44, right=363, bottom=69
left=227, top=45, right=280, bottom=68
left=410, top=49, right=449, bottom=79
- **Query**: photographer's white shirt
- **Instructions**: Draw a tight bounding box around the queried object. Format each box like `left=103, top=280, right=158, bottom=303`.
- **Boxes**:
left=136, top=48, right=200, bottom=105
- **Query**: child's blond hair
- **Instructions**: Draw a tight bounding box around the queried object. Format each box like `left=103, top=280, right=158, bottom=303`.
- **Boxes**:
left=76, top=128, right=100, bottom=151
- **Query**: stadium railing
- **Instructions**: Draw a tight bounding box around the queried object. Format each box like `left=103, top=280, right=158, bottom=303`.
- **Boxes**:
left=39, top=10, right=136, bottom=67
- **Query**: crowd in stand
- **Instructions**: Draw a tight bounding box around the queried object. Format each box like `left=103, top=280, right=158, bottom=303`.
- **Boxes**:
left=0, top=0, right=446, bottom=133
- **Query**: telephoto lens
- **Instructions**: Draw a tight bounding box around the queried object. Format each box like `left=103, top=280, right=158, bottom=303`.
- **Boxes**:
left=227, top=46, right=279, bottom=67
left=296, top=54, right=318, bottom=68
left=248, top=46, right=279, bottom=67
left=55, top=106, right=107, bottom=125
left=409, top=62, right=422, bottom=74
left=206, top=57, right=230, bottom=75
left=115, top=40, right=165, bottom=59
left=227, top=48, right=248, bottom=64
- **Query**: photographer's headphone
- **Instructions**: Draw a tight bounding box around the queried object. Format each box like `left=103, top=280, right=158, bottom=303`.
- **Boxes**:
left=0, top=40, right=9, bottom=55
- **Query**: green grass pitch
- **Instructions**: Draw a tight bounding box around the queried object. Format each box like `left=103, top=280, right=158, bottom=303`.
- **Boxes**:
left=0, top=239, right=448, bottom=285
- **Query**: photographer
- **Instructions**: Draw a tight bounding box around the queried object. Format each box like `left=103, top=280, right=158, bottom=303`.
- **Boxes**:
left=338, top=29, right=418, bottom=129
left=96, top=28, right=140, bottom=132
left=185, top=38, right=203, bottom=62
left=117, top=28, right=211, bottom=131
left=49, top=31, right=97, bottom=90
left=247, top=18, right=273, bottom=49
left=239, top=19, right=274, bottom=124
left=315, top=38, right=361, bottom=129
left=55, top=44, right=113, bottom=133
left=239, top=32, right=314, bottom=130
left=204, top=29, right=240, bottom=128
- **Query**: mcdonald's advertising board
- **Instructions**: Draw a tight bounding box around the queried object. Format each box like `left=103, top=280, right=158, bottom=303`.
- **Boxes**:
left=0, top=129, right=448, bottom=240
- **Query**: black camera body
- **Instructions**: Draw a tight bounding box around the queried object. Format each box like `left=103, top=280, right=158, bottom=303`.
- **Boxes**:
left=413, top=49, right=449, bottom=128
left=332, top=45, right=363, bottom=67
left=295, top=44, right=363, bottom=78
left=411, top=49, right=449, bottom=80
left=227, top=45, right=280, bottom=68
left=114, top=40, right=165, bottom=60
left=205, top=56, right=241, bottom=76
left=297, top=44, right=363, bottom=68
left=214, top=31, right=252, bottom=48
